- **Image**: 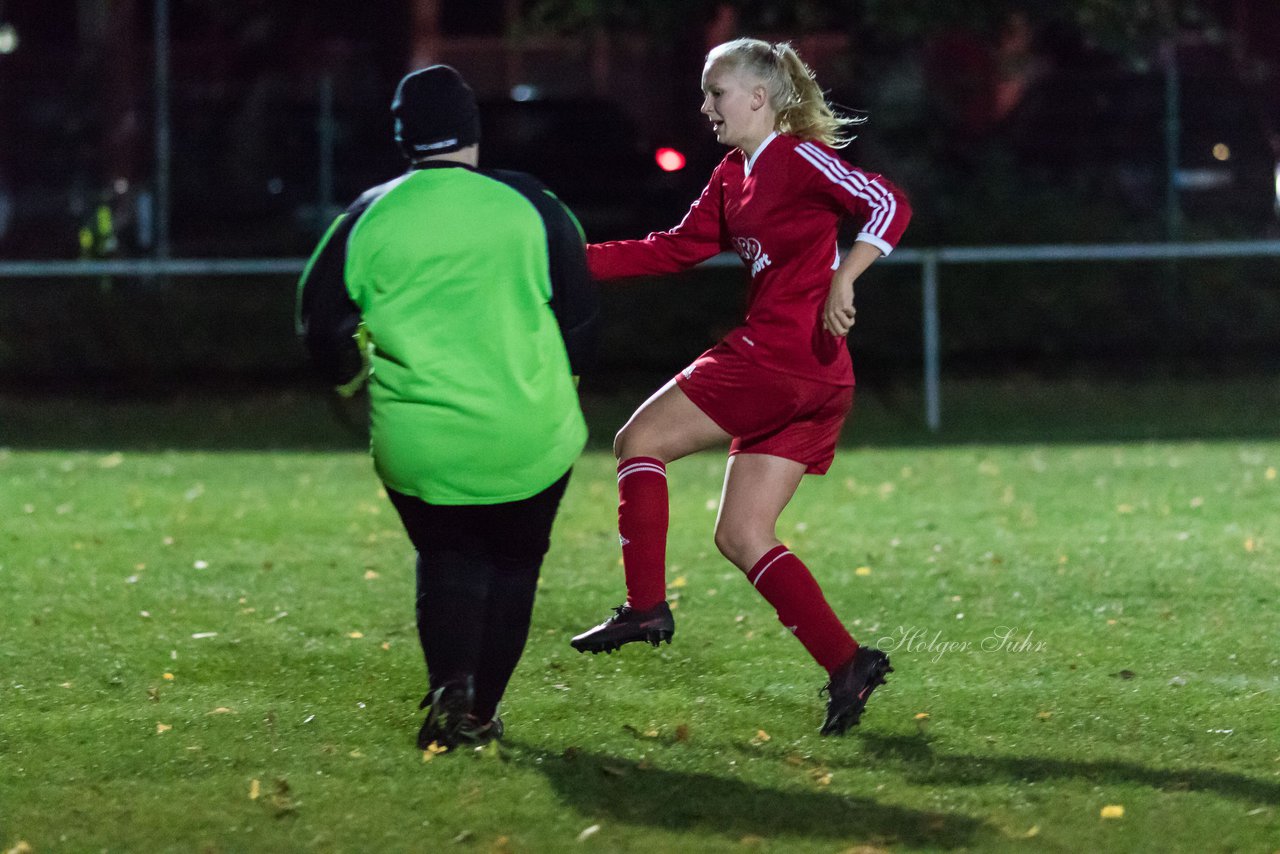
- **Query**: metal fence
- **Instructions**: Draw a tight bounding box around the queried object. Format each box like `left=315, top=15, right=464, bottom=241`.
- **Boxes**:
left=3, top=238, right=1280, bottom=430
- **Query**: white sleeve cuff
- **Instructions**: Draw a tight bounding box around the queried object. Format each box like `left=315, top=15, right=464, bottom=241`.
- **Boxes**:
left=855, top=233, right=894, bottom=256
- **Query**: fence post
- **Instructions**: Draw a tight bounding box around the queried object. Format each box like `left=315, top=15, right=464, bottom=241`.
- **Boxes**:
left=923, top=250, right=940, bottom=431
left=153, top=0, right=171, bottom=260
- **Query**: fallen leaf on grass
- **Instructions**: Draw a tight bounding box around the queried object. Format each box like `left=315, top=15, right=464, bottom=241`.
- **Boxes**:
left=98, top=453, right=124, bottom=468
left=669, top=575, right=688, bottom=589
left=1100, top=804, right=1125, bottom=819
left=364, top=570, right=380, bottom=580
left=812, top=770, right=833, bottom=786
left=156, top=722, right=172, bottom=733
left=576, top=824, right=601, bottom=842
left=1023, top=825, right=1040, bottom=838
left=207, top=707, right=236, bottom=715
left=5, top=841, right=34, bottom=854
left=249, top=779, right=261, bottom=800
left=347, top=631, right=364, bottom=639
left=162, top=672, right=174, bottom=681
left=451, top=831, right=473, bottom=843
left=854, top=566, right=872, bottom=576
left=750, top=729, right=771, bottom=745
left=1037, top=711, right=1053, bottom=721
left=421, top=742, right=450, bottom=761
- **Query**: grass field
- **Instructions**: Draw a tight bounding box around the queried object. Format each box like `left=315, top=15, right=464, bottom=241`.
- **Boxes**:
left=2, top=409, right=1278, bottom=852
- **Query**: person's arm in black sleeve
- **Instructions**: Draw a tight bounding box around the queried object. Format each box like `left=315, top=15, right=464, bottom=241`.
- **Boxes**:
left=487, top=170, right=599, bottom=374
left=541, top=191, right=599, bottom=374
left=295, top=209, right=368, bottom=394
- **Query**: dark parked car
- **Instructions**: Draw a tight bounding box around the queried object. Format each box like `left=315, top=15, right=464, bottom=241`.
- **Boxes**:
left=478, top=97, right=703, bottom=241
left=1005, top=54, right=1279, bottom=230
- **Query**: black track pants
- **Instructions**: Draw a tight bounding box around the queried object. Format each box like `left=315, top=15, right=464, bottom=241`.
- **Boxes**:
left=386, top=470, right=570, bottom=721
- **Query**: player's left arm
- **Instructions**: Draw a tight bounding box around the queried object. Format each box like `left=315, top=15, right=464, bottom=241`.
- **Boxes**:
left=823, top=241, right=883, bottom=337
left=540, top=192, right=599, bottom=375
left=487, top=169, right=600, bottom=375
left=796, top=145, right=913, bottom=337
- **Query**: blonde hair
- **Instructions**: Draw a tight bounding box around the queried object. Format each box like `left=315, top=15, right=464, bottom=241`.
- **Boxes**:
left=705, top=38, right=864, bottom=148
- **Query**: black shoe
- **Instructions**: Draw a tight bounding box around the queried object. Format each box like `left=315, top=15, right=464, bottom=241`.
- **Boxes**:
left=455, top=714, right=504, bottom=746
left=820, top=647, right=892, bottom=735
left=570, top=601, right=675, bottom=653
left=417, top=676, right=475, bottom=750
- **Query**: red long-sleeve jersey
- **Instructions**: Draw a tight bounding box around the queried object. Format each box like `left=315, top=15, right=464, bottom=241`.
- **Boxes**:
left=587, top=133, right=912, bottom=386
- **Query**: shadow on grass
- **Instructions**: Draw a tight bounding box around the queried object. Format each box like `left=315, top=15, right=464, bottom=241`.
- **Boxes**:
left=849, top=733, right=1280, bottom=805
left=514, top=743, right=992, bottom=848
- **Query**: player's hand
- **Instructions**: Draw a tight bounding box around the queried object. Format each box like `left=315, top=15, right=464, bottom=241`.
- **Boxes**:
left=823, top=276, right=856, bottom=337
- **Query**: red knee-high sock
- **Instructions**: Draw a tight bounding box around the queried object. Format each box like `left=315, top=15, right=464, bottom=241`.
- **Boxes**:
left=745, top=545, right=858, bottom=675
left=617, top=457, right=669, bottom=611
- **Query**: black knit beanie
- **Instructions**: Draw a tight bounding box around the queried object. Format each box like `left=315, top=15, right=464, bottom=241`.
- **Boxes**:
left=391, top=65, right=480, bottom=160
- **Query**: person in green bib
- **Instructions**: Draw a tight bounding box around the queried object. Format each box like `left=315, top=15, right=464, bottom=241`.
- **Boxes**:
left=296, top=65, right=597, bottom=751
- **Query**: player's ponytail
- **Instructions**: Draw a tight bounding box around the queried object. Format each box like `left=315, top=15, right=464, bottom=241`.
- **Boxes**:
left=706, top=38, right=864, bottom=148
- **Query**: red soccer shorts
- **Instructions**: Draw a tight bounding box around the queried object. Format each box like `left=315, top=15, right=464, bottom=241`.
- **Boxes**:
left=675, top=343, right=854, bottom=475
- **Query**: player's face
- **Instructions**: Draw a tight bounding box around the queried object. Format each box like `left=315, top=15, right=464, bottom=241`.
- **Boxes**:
left=700, top=61, right=766, bottom=151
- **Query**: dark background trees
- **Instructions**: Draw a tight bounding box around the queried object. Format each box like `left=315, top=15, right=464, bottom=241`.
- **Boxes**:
left=0, top=1, right=1276, bottom=388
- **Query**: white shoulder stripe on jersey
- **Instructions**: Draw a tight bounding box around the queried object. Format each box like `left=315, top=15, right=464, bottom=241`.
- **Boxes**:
left=816, top=147, right=896, bottom=239
left=796, top=143, right=896, bottom=237
left=796, top=142, right=896, bottom=235
left=795, top=142, right=897, bottom=239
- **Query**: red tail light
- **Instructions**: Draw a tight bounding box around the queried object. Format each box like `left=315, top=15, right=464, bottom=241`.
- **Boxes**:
left=655, top=147, right=687, bottom=172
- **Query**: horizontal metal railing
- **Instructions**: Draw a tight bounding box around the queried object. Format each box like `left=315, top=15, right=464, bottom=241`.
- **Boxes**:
left=4, top=239, right=1280, bottom=429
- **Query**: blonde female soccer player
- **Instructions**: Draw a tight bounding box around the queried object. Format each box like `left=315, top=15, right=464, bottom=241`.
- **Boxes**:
left=570, top=38, right=911, bottom=735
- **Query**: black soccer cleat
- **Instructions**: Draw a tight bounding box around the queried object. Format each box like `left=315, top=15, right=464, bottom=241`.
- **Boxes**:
left=819, top=646, right=893, bottom=736
left=417, top=675, right=475, bottom=750
left=455, top=715, right=504, bottom=746
left=570, top=601, right=675, bottom=654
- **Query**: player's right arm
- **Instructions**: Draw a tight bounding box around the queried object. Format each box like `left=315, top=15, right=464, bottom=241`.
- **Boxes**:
left=585, top=162, right=728, bottom=280
left=295, top=209, right=368, bottom=394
